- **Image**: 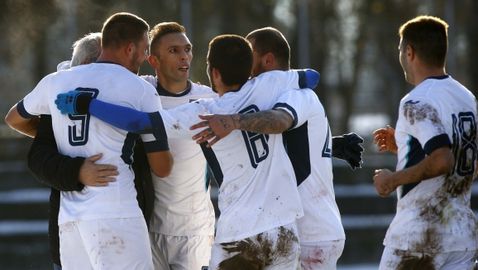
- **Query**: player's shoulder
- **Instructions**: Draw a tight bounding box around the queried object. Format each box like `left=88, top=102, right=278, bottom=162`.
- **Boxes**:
left=190, top=81, right=211, bottom=91
left=128, top=73, right=156, bottom=90
left=140, top=75, right=157, bottom=88
left=401, top=83, right=429, bottom=106
left=190, top=81, right=216, bottom=97
left=250, top=70, right=285, bottom=84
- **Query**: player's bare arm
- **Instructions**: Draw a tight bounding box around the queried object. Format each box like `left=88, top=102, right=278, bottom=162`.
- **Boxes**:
left=191, top=109, right=293, bottom=146
left=373, top=125, right=397, bottom=154
left=4, top=104, right=40, bottom=138
left=373, top=146, right=454, bottom=197
left=147, top=151, right=174, bottom=178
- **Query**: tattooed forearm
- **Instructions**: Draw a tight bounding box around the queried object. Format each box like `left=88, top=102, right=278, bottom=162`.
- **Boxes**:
left=236, top=109, right=293, bottom=134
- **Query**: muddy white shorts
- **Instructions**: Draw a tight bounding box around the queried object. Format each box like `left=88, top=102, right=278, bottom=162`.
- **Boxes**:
left=149, top=232, right=213, bottom=270
left=209, top=223, right=300, bottom=270
left=299, top=239, right=345, bottom=270
left=379, top=246, right=478, bottom=270
left=59, top=217, right=153, bottom=270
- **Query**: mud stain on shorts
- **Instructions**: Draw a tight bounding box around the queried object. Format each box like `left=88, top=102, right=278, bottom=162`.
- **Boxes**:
left=218, top=226, right=298, bottom=270
left=301, top=247, right=324, bottom=270
left=395, top=252, right=435, bottom=270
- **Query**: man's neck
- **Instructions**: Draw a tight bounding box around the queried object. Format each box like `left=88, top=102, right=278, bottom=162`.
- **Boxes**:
left=413, top=66, right=446, bottom=86
left=97, top=51, right=127, bottom=70
left=156, top=75, right=189, bottom=94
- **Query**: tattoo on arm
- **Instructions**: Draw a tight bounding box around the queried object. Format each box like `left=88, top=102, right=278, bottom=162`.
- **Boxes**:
left=237, top=109, right=293, bottom=134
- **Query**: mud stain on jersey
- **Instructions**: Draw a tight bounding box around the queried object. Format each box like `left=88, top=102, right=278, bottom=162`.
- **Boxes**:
left=218, top=226, right=298, bottom=270
left=403, top=101, right=445, bottom=133
left=445, top=174, right=473, bottom=197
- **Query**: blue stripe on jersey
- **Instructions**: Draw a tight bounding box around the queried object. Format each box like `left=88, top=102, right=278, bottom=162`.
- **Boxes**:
left=148, top=112, right=169, bottom=150
left=282, top=122, right=311, bottom=186
left=200, top=143, right=224, bottom=187
left=273, top=103, right=298, bottom=128
left=297, top=69, right=320, bottom=89
left=17, top=100, right=36, bottom=118
left=121, top=132, right=139, bottom=165
left=424, top=134, right=451, bottom=155
left=400, top=135, right=425, bottom=197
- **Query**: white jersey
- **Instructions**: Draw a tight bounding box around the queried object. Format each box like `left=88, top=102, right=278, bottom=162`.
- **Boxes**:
left=18, top=63, right=164, bottom=225
left=141, top=75, right=217, bottom=236
left=384, top=75, right=478, bottom=252
left=156, top=70, right=305, bottom=243
left=277, top=89, right=345, bottom=243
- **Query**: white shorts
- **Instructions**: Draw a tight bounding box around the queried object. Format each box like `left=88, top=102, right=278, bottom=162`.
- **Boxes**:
left=300, top=239, right=344, bottom=270
left=209, top=223, right=300, bottom=270
left=59, top=217, right=153, bottom=270
left=379, top=246, right=478, bottom=270
left=149, top=232, right=213, bottom=270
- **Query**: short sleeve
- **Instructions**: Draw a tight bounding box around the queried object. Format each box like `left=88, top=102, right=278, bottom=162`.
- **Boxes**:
left=273, top=89, right=319, bottom=129
left=253, top=70, right=302, bottom=93
left=138, top=83, right=163, bottom=145
left=20, top=75, right=53, bottom=117
left=399, top=97, right=451, bottom=154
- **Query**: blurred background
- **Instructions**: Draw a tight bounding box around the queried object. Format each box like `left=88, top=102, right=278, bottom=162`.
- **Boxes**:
left=0, top=0, right=477, bottom=269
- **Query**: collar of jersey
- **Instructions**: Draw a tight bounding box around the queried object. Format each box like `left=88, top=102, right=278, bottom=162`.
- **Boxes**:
left=156, top=79, right=192, bottom=97
left=95, top=60, right=122, bottom=66
left=426, top=74, right=449, bottom=80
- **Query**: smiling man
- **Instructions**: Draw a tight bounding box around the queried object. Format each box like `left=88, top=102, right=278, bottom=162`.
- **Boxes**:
left=140, top=22, right=217, bottom=270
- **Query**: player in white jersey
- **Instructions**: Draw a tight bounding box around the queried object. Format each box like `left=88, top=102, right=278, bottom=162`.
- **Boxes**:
left=55, top=35, right=322, bottom=269
left=373, top=16, right=478, bottom=269
left=142, top=22, right=217, bottom=270
left=8, top=13, right=174, bottom=270
left=5, top=31, right=119, bottom=270
left=191, top=27, right=363, bottom=270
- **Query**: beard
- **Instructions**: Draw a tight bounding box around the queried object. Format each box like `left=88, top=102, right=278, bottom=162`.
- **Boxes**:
left=128, top=50, right=143, bottom=74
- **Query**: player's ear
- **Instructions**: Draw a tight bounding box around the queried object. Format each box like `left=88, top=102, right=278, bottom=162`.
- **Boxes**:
left=212, top=67, right=222, bottom=82
left=406, top=44, right=415, bottom=61
left=263, top=52, right=275, bottom=67
left=125, top=42, right=135, bottom=58
left=148, top=54, right=158, bottom=69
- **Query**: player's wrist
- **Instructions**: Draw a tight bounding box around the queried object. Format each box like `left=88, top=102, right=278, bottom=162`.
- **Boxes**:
left=231, top=114, right=241, bottom=130
left=76, top=94, right=93, bottom=114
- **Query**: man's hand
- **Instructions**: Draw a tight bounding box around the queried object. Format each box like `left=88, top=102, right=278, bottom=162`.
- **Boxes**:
left=79, top=153, right=118, bottom=187
left=55, top=90, right=91, bottom=115
left=332, top=133, right=364, bottom=170
left=190, top=114, right=238, bottom=147
left=373, top=169, right=396, bottom=197
left=373, top=125, right=397, bottom=154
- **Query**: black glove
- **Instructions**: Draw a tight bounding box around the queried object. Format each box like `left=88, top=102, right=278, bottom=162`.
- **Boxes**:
left=332, top=132, right=364, bottom=170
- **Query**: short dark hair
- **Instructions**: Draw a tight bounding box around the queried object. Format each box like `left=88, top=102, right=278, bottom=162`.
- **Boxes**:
left=149, top=22, right=186, bottom=55
left=101, top=12, right=149, bottom=49
left=207, top=34, right=252, bottom=87
left=246, top=27, right=290, bottom=69
left=399, top=15, right=448, bottom=68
